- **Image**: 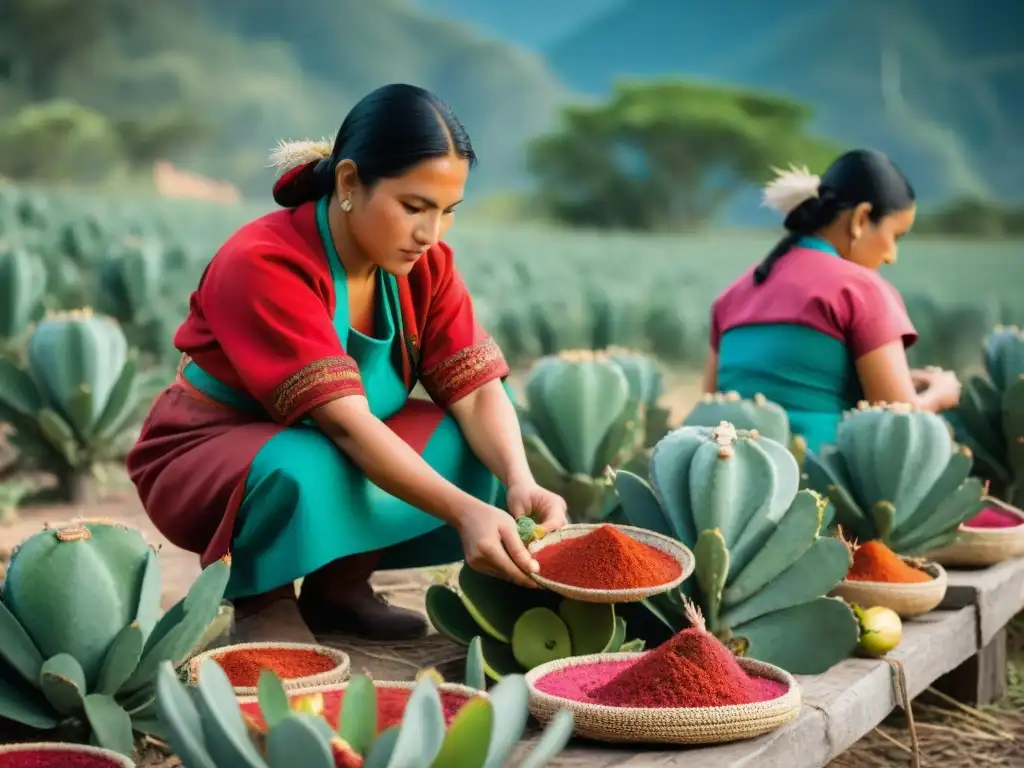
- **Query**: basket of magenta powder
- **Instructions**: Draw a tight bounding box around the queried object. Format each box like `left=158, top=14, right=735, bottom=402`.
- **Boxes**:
left=238, top=678, right=484, bottom=737
left=0, top=743, right=135, bottom=768
left=188, top=641, right=351, bottom=696
left=525, top=600, right=800, bottom=745
left=926, top=498, right=1024, bottom=567
left=528, top=523, right=695, bottom=602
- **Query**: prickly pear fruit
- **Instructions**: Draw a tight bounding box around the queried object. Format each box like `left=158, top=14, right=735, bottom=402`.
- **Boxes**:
left=517, top=516, right=544, bottom=545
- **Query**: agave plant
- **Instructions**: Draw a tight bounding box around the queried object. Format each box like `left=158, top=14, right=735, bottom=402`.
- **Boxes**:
left=517, top=349, right=649, bottom=522
left=425, top=566, right=644, bottom=680
left=0, top=243, right=46, bottom=354
left=0, top=520, right=230, bottom=756
left=683, top=391, right=806, bottom=469
left=803, top=402, right=988, bottom=555
left=156, top=646, right=575, bottom=767
left=955, top=325, right=1024, bottom=507
left=614, top=421, right=859, bottom=675
left=0, top=308, right=145, bottom=503
left=604, top=347, right=674, bottom=447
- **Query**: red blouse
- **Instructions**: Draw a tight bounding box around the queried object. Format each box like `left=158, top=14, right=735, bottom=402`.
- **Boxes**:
left=174, top=201, right=508, bottom=425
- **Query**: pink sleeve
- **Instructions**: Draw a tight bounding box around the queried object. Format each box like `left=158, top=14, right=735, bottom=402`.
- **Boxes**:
left=840, top=274, right=918, bottom=358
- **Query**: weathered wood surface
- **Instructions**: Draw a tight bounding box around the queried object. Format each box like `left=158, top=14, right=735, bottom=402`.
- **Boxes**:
left=940, top=555, right=1024, bottom=645
left=513, top=607, right=978, bottom=767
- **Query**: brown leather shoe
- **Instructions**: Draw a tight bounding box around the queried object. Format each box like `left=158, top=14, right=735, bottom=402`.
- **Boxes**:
left=231, top=585, right=318, bottom=644
left=298, top=551, right=429, bottom=642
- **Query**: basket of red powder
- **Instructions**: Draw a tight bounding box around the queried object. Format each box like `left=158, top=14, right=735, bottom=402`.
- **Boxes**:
left=925, top=498, right=1024, bottom=567
left=0, top=743, right=136, bottom=768
left=238, top=678, right=484, bottom=736
left=187, top=641, right=350, bottom=696
left=524, top=599, right=799, bottom=744
left=830, top=533, right=947, bottom=617
left=528, top=523, right=694, bottom=603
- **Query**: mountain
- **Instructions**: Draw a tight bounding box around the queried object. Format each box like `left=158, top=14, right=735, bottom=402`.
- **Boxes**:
left=545, top=0, right=1024, bottom=204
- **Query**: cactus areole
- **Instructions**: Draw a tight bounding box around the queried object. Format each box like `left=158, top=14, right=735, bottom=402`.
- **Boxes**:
left=534, top=525, right=681, bottom=590
left=212, top=647, right=339, bottom=688
left=535, top=602, right=788, bottom=708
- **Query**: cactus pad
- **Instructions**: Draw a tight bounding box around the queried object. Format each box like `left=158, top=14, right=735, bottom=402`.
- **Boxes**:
left=511, top=607, right=572, bottom=669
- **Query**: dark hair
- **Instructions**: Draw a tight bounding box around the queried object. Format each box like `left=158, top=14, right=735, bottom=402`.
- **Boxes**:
left=274, top=83, right=476, bottom=207
left=753, top=149, right=916, bottom=284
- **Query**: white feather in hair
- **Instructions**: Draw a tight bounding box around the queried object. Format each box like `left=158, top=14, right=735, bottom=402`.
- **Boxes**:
left=761, top=163, right=821, bottom=215
left=267, top=138, right=333, bottom=175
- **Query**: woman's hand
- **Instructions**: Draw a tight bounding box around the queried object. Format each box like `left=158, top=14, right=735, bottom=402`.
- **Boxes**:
left=455, top=502, right=541, bottom=589
left=911, top=366, right=962, bottom=410
left=505, top=481, right=568, bottom=534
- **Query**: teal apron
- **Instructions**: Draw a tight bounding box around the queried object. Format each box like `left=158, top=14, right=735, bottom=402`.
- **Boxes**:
left=183, top=196, right=498, bottom=599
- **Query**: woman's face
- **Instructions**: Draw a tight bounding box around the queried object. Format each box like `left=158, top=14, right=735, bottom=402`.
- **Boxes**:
left=342, top=155, right=469, bottom=276
left=845, top=203, right=917, bottom=270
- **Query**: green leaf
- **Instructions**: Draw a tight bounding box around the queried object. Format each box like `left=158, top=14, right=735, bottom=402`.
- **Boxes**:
left=36, top=407, right=80, bottom=466
left=192, top=658, right=265, bottom=765
left=602, top=616, right=627, bottom=653
left=519, top=708, right=574, bottom=768
left=155, top=662, right=216, bottom=768
left=257, top=669, right=292, bottom=730
left=363, top=726, right=400, bottom=768
left=693, top=528, right=729, bottom=631
left=464, top=636, right=487, bottom=692
left=482, top=674, right=530, bottom=768
left=92, top=352, right=142, bottom=441
left=425, top=585, right=478, bottom=647
left=0, top=598, right=45, bottom=686
left=134, top=549, right=163, bottom=640
left=96, top=622, right=144, bottom=695
left=431, top=697, right=494, bottom=768
left=338, top=674, right=378, bottom=755
left=264, top=714, right=335, bottom=768
left=39, top=653, right=87, bottom=715
left=0, top=676, right=58, bottom=729
left=83, top=693, right=135, bottom=757
left=0, top=358, right=42, bottom=418
left=613, top=469, right=673, bottom=537
left=387, top=679, right=446, bottom=767
left=558, top=600, right=616, bottom=657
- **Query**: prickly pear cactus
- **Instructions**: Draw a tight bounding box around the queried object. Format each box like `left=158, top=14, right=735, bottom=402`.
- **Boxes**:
left=157, top=651, right=575, bottom=768
left=518, top=349, right=647, bottom=522
left=0, top=243, right=47, bottom=350
left=0, top=308, right=144, bottom=503
left=606, top=347, right=673, bottom=447
left=0, top=520, right=230, bottom=756
left=956, top=325, right=1024, bottom=508
left=804, top=402, right=988, bottom=554
left=425, top=566, right=644, bottom=681
left=615, top=421, right=859, bottom=675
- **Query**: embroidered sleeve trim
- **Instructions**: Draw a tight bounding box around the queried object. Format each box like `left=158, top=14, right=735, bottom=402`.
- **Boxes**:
left=421, top=337, right=508, bottom=408
left=272, top=355, right=364, bottom=423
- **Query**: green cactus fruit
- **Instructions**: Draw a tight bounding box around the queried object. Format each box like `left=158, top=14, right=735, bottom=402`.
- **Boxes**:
left=26, top=308, right=129, bottom=436
left=516, top=515, right=544, bottom=545
left=684, top=391, right=791, bottom=447
left=0, top=244, right=47, bottom=342
left=3, top=521, right=152, bottom=688
left=557, top=599, right=616, bottom=656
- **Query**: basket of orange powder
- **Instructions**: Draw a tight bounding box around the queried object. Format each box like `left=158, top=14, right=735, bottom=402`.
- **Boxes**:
left=829, top=530, right=947, bottom=617
left=187, top=641, right=351, bottom=697
left=525, top=598, right=800, bottom=745
left=527, top=523, right=695, bottom=603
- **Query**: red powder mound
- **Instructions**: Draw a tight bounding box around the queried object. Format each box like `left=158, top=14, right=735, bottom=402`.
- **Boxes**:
left=846, top=540, right=931, bottom=584
left=213, top=648, right=339, bottom=688
left=966, top=506, right=1023, bottom=529
left=241, top=686, right=475, bottom=733
left=590, top=627, right=765, bottom=708
left=535, top=525, right=682, bottom=590
left=0, top=751, right=122, bottom=768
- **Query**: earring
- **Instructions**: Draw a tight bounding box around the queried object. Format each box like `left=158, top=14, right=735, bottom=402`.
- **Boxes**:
left=340, top=199, right=353, bottom=212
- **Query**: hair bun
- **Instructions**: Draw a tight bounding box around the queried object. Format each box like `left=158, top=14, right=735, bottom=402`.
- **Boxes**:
left=761, top=164, right=821, bottom=215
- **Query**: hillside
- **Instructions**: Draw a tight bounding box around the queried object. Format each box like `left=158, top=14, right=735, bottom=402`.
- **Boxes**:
left=545, top=0, right=1024, bottom=204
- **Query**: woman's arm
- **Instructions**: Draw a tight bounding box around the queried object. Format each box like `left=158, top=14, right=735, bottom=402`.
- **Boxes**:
left=448, top=379, right=534, bottom=488
left=702, top=349, right=719, bottom=394
left=854, top=342, right=960, bottom=412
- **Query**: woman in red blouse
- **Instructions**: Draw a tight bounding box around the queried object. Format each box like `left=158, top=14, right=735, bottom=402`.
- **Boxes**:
left=127, top=84, right=568, bottom=644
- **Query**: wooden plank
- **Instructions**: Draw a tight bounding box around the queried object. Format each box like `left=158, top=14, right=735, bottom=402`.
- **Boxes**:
left=933, top=626, right=1008, bottom=705
left=940, top=556, right=1024, bottom=645
left=514, top=607, right=977, bottom=767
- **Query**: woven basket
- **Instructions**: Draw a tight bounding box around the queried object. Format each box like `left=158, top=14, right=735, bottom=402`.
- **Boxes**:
left=528, top=523, right=694, bottom=603
left=830, top=560, right=947, bottom=617
left=926, top=506, right=1024, bottom=567
left=525, top=653, right=800, bottom=745
left=237, top=679, right=486, bottom=734
left=187, top=641, right=350, bottom=696
left=0, top=743, right=136, bottom=767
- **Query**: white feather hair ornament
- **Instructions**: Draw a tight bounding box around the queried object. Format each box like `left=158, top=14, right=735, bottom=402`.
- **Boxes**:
left=761, top=163, right=821, bottom=215
left=267, top=138, right=333, bottom=175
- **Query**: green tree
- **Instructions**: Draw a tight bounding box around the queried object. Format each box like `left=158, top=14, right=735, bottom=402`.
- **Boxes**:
left=527, top=80, right=840, bottom=231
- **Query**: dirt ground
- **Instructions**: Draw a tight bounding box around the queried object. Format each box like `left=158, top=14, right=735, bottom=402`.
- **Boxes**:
left=0, top=368, right=1021, bottom=766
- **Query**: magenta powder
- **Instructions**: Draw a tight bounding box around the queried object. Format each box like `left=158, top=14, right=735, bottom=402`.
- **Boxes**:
left=966, top=506, right=1023, bottom=529
left=0, top=751, right=122, bottom=768
left=534, top=659, right=788, bottom=708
